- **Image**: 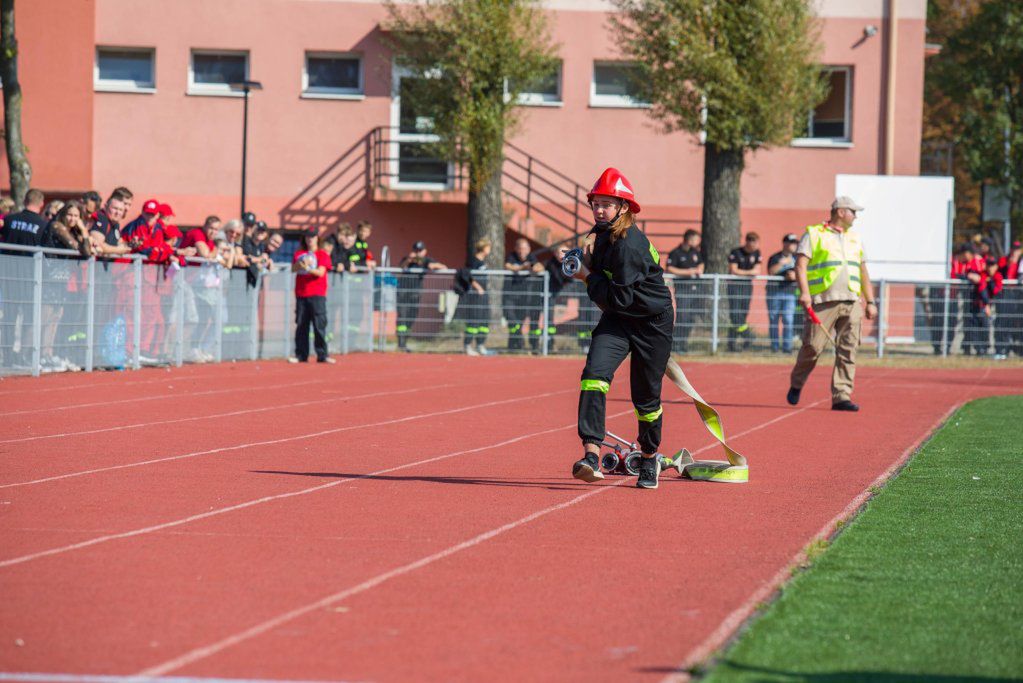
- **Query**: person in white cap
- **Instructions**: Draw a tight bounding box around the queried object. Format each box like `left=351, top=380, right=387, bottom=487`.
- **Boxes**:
left=786, top=196, right=877, bottom=412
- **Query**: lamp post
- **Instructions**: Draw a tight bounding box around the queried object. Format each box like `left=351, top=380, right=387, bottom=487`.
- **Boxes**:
left=231, top=79, right=262, bottom=218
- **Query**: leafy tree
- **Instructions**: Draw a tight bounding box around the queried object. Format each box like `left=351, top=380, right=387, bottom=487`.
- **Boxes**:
left=384, top=0, right=558, bottom=267
left=612, top=0, right=825, bottom=272
left=1, top=0, right=32, bottom=209
left=933, top=0, right=1023, bottom=238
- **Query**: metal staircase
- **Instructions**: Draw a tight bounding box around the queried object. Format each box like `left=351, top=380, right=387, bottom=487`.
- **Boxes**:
left=279, top=126, right=694, bottom=245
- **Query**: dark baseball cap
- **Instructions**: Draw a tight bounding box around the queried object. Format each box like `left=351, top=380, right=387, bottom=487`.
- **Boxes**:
left=255, top=220, right=268, bottom=231
left=304, top=227, right=318, bottom=238
left=783, top=233, right=799, bottom=243
left=412, top=241, right=426, bottom=251
left=243, top=211, right=257, bottom=226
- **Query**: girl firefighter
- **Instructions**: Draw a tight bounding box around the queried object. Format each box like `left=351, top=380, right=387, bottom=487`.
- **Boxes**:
left=565, top=168, right=675, bottom=489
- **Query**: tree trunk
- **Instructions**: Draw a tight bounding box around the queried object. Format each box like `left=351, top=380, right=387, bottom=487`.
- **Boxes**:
left=466, top=156, right=505, bottom=269
left=0, top=0, right=31, bottom=209
left=701, top=142, right=745, bottom=274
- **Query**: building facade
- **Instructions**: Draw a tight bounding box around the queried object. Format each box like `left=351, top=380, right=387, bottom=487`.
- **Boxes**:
left=2, top=0, right=927, bottom=264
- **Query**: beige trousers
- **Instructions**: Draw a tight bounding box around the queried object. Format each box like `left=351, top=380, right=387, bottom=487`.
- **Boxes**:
left=790, top=299, right=863, bottom=404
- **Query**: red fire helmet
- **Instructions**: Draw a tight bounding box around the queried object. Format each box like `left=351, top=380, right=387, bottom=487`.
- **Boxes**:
left=587, top=167, right=641, bottom=214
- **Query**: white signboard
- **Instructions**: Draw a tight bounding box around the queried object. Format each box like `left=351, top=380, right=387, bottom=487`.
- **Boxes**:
left=835, top=174, right=954, bottom=281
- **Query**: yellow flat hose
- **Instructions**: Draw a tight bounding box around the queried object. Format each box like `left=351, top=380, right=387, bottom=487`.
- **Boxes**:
left=665, top=359, right=747, bottom=468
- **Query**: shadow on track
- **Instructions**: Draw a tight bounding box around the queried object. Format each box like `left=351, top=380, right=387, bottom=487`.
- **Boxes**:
left=251, top=469, right=586, bottom=491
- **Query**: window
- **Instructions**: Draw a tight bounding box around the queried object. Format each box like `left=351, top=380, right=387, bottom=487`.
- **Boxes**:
left=591, top=62, right=648, bottom=108
left=189, top=50, right=248, bottom=96
left=795, top=67, right=852, bottom=145
left=510, top=61, right=562, bottom=106
left=95, top=47, right=155, bottom=93
left=303, top=52, right=363, bottom=98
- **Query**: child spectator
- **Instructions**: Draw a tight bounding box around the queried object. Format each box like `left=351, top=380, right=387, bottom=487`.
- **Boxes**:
left=290, top=228, right=334, bottom=363
left=460, top=238, right=493, bottom=356
left=331, top=225, right=360, bottom=272
left=355, top=220, right=377, bottom=268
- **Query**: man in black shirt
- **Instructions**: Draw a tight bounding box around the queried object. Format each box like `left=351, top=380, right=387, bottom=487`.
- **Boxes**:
left=766, top=233, right=800, bottom=353
left=396, top=241, right=446, bottom=351
left=0, top=189, right=50, bottom=249
left=1, top=189, right=50, bottom=366
left=726, top=232, right=762, bottom=351
left=504, top=238, right=544, bottom=352
left=666, top=229, right=705, bottom=353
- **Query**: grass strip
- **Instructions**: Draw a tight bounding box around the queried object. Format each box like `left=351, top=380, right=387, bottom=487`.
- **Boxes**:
left=701, top=395, right=1023, bottom=682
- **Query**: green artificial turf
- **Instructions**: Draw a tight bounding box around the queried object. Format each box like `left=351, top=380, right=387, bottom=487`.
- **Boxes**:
left=700, top=396, right=1023, bottom=683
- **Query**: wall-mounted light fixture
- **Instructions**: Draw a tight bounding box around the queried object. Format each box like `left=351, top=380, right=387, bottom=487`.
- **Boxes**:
left=864, top=25, right=879, bottom=38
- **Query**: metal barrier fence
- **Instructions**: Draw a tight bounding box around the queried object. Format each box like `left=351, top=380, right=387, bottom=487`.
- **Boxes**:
left=2, top=244, right=1021, bottom=377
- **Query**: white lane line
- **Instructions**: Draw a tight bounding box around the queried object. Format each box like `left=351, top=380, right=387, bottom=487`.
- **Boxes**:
left=0, top=388, right=570, bottom=491
left=138, top=394, right=809, bottom=677
left=0, top=391, right=579, bottom=569
left=1, top=379, right=326, bottom=417
left=138, top=480, right=629, bottom=676
left=0, top=381, right=471, bottom=445
left=0, top=673, right=360, bottom=683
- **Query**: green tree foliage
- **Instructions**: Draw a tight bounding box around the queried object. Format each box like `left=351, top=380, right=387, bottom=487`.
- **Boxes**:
left=612, top=0, right=825, bottom=272
left=384, top=0, right=558, bottom=263
left=933, top=0, right=1023, bottom=236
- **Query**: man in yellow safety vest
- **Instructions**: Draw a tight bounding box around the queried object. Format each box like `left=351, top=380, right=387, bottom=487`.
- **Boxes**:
left=786, top=196, right=878, bottom=412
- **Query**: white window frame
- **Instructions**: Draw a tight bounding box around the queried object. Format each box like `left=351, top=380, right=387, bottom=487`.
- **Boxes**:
left=188, top=49, right=249, bottom=98
left=94, top=46, right=156, bottom=94
left=792, top=66, right=853, bottom=148
left=590, top=61, right=649, bottom=109
left=302, top=51, right=364, bottom=100
left=509, top=61, right=563, bottom=107
left=389, top=65, right=453, bottom=191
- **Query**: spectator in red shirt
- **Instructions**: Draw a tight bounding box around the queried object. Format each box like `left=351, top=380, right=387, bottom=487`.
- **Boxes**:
left=290, top=228, right=334, bottom=364
left=995, top=240, right=1022, bottom=359
left=122, top=199, right=174, bottom=264
left=180, top=215, right=220, bottom=259
left=965, top=257, right=1003, bottom=357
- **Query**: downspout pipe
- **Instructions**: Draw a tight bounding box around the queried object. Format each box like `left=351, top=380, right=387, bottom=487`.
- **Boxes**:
left=885, top=0, right=898, bottom=175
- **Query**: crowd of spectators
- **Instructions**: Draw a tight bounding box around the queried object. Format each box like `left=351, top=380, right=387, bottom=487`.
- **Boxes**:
left=0, top=187, right=301, bottom=370
left=3, top=184, right=1021, bottom=368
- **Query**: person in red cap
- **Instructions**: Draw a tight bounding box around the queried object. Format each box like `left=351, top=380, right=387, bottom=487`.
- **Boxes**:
left=562, top=168, right=674, bottom=490
left=290, top=228, right=334, bottom=363
left=156, top=203, right=183, bottom=250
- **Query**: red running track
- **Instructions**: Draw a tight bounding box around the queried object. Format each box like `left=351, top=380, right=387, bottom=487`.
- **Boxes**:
left=0, top=355, right=1020, bottom=681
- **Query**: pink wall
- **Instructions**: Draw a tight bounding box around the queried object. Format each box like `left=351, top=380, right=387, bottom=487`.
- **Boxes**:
left=10, top=0, right=926, bottom=265
left=0, top=0, right=95, bottom=195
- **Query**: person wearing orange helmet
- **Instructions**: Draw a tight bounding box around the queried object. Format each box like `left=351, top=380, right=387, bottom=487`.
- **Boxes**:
left=563, top=168, right=675, bottom=489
